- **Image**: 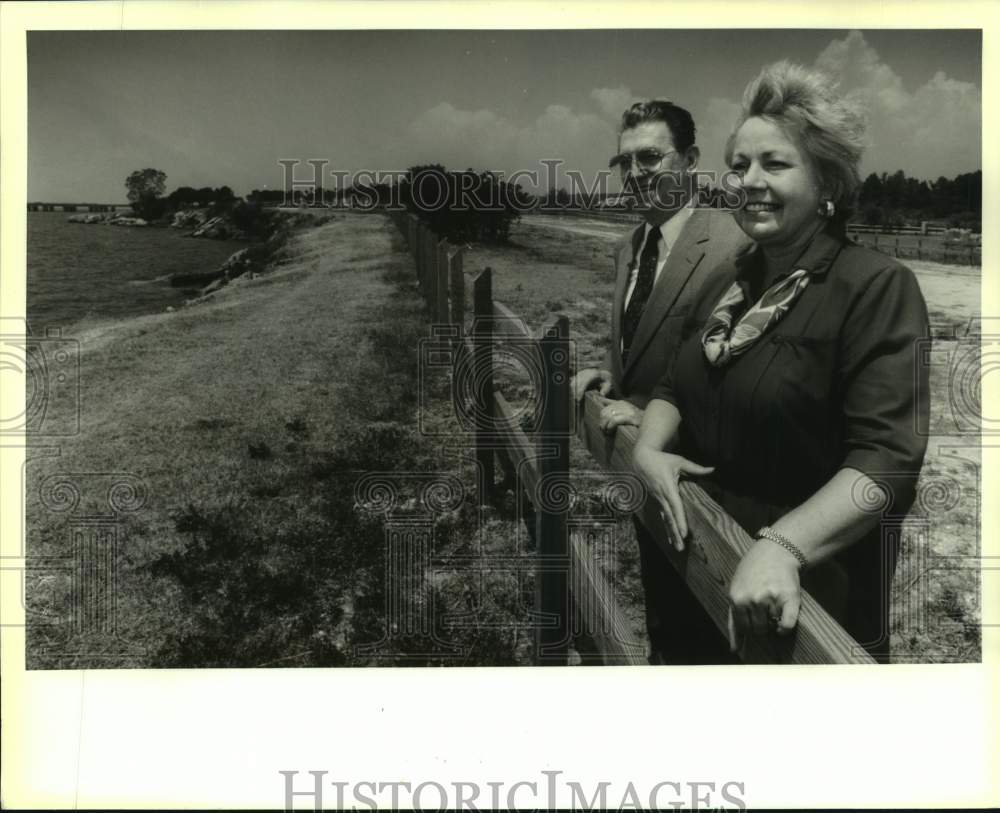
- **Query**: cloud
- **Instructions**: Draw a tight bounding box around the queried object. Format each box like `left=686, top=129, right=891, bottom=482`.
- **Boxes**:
left=692, top=31, right=979, bottom=181
left=404, top=99, right=617, bottom=190
left=590, top=85, right=636, bottom=121
left=696, top=97, right=743, bottom=174
left=901, top=70, right=981, bottom=175
left=815, top=30, right=909, bottom=114
left=406, top=102, right=521, bottom=168
left=400, top=36, right=980, bottom=193
left=815, top=30, right=980, bottom=178
left=514, top=104, right=612, bottom=167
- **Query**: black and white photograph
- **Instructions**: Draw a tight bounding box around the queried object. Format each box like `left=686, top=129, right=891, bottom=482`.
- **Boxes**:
left=20, top=26, right=983, bottom=669
left=2, top=2, right=997, bottom=810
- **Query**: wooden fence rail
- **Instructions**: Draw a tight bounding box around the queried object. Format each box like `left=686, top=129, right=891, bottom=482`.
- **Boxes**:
left=852, top=233, right=981, bottom=266
left=388, top=211, right=873, bottom=665
left=577, top=397, right=874, bottom=664
left=527, top=210, right=976, bottom=242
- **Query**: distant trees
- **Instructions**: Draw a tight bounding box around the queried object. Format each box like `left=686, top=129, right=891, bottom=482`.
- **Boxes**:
left=123, top=167, right=244, bottom=222
left=857, top=169, right=981, bottom=231
left=125, top=168, right=168, bottom=220
left=398, top=165, right=529, bottom=244
left=228, top=200, right=277, bottom=239
left=166, top=185, right=237, bottom=214
left=125, top=168, right=166, bottom=201
left=246, top=188, right=286, bottom=206
left=543, top=187, right=572, bottom=209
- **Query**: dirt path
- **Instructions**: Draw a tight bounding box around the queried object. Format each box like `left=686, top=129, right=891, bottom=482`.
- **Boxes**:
left=907, top=260, right=981, bottom=332
left=521, top=213, right=631, bottom=240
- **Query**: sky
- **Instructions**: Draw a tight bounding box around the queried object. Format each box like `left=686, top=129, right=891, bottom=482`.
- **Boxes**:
left=26, top=28, right=982, bottom=202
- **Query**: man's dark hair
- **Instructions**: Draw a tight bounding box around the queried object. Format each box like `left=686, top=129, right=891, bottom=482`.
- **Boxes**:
left=619, top=100, right=697, bottom=152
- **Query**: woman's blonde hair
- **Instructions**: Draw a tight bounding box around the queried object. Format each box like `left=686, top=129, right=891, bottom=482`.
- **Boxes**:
left=725, top=61, right=867, bottom=222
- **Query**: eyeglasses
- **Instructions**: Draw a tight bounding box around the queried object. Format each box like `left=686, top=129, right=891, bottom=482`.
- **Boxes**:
left=608, top=148, right=678, bottom=172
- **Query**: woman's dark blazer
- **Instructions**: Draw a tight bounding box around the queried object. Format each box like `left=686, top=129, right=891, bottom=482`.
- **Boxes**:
left=652, top=224, right=931, bottom=658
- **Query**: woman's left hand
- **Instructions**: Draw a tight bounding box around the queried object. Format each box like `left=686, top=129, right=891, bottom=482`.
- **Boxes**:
left=727, top=539, right=802, bottom=652
left=598, top=399, right=644, bottom=433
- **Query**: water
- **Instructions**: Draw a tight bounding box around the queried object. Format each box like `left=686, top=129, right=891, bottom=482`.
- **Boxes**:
left=27, top=212, right=245, bottom=330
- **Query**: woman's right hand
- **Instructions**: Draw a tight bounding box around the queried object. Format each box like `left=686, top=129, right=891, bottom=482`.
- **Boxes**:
left=569, top=367, right=613, bottom=403
left=632, top=446, right=714, bottom=551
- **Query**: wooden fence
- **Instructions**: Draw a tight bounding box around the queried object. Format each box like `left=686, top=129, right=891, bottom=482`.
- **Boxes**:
left=389, top=210, right=875, bottom=665
left=525, top=210, right=980, bottom=266
left=847, top=231, right=981, bottom=266
left=847, top=223, right=937, bottom=235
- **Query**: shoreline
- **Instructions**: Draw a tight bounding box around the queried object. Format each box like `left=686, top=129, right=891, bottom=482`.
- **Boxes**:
left=62, top=211, right=340, bottom=348
left=28, top=207, right=334, bottom=333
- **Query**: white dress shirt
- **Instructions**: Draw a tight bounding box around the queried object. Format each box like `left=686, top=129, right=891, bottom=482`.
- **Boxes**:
left=620, top=202, right=697, bottom=354
left=624, top=201, right=696, bottom=310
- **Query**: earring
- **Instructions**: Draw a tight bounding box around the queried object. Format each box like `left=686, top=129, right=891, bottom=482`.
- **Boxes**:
left=819, top=199, right=836, bottom=218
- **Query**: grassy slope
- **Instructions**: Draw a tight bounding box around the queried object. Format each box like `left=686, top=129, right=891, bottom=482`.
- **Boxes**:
left=27, top=213, right=533, bottom=668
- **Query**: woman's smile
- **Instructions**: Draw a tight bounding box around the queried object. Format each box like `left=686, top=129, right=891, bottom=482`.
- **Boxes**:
left=742, top=201, right=781, bottom=216
left=729, top=116, right=825, bottom=250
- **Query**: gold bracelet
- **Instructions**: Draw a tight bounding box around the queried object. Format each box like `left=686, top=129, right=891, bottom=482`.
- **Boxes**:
left=756, top=526, right=808, bottom=568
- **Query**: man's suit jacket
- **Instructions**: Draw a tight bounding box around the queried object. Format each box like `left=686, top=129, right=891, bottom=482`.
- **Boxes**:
left=601, top=208, right=750, bottom=408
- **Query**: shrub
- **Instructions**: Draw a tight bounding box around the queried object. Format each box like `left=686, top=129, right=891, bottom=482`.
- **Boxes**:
left=229, top=200, right=275, bottom=239
left=399, top=166, right=525, bottom=245
left=133, top=192, right=171, bottom=221
left=861, top=204, right=884, bottom=226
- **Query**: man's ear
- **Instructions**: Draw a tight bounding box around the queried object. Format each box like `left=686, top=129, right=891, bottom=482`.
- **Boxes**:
left=684, top=145, right=700, bottom=170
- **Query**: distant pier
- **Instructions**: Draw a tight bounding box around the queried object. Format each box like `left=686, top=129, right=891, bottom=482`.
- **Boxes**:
left=27, top=202, right=129, bottom=212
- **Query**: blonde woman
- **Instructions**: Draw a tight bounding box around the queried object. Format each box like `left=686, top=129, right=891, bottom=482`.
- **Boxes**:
left=633, top=62, right=929, bottom=661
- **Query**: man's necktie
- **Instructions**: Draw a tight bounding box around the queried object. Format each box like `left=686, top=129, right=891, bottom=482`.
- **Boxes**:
left=621, top=229, right=660, bottom=365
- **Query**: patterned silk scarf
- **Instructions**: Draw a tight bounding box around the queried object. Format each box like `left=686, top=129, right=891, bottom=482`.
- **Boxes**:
left=702, top=268, right=811, bottom=366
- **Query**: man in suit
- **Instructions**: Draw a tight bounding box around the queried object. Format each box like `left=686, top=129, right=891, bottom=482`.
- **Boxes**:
left=570, top=99, right=749, bottom=663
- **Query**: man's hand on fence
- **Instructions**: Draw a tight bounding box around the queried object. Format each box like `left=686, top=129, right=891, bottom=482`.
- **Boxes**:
left=570, top=368, right=612, bottom=403
left=726, top=540, right=802, bottom=653
left=632, top=446, right=714, bottom=551
left=598, top=399, right=643, bottom=433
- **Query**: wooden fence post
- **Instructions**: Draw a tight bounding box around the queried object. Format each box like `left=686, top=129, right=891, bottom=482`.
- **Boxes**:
left=426, top=232, right=438, bottom=312
left=536, top=315, right=570, bottom=664
left=426, top=229, right=434, bottom=298
left=417, top=223, right=425, bottom=291
left=450, top=247, right=465, bottom=339
left=473, top=269, right=495, bottom=508
left=436, top=239, right=450, bottom=324
left=414, top=222, right=427, bottom=286
left=421, top=225, right=434, bottom=296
